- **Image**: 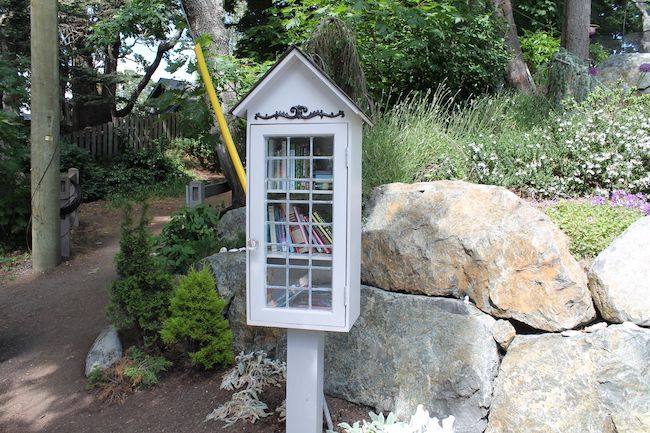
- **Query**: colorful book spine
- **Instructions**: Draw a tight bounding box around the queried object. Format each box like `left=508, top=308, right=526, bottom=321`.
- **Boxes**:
left=268, top=205, right=278, bottom=252
left=288, top=208, right=309, bottom=253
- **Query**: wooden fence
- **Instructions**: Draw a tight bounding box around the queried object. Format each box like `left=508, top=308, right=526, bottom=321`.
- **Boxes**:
left=64, top=112, right=181, bottom=159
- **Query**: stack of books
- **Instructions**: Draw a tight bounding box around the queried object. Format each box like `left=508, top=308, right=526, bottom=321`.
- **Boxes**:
left=267, top=204, right=332, bottom=254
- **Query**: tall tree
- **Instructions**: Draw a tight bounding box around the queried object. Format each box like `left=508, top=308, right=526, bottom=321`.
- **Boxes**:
left=493, top=0, right=536, bottom=93
left=562, top=0, right=591, bottom=60
left=181, top=0, right=246, bottom=208
left=633, top=0, right=650, bottom=52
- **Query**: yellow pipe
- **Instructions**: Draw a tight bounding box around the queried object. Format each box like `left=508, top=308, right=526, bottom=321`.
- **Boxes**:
left=194, top=44, right=247, bottom=193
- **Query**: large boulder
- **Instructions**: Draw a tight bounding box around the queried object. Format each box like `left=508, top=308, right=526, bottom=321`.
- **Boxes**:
left=597, top=53, right=650, bottom=94
left=589, top=216, right=650, bottom=327
left=361, top=181, right=595, bottom=331
left=325, top=286, right=499, bottom=433
left=204, top=251, right=286, bottom=359
left=85, top=325, right=122, bottom=376
left=216, top=207, right=246, bottom=247
left=486, top=324, right=650, bottom=433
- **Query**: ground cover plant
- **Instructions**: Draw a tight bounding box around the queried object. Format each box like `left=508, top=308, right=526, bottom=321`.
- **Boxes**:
left=546, top=191, right=648, bottom=258
left=362, top=84, right=650, bottom=200
left=330, top=406, right=454, bottom=433
left=87, top=346, right=172, bottom=404
left=206, top=351, right=287, bottom=426
left=161, top=267, right=233, bottom=369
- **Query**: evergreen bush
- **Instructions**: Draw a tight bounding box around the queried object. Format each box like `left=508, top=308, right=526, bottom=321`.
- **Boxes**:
left=160, top=267, right=233, bottom=369
left=107, top=203, right=174, bottom=348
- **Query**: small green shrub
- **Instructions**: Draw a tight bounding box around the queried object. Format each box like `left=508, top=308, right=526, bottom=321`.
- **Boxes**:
left=519, top=30, right=560, bottom=74
left=161, top=267, right=233, bottom=369
left=157, top=204, right=223, bottom=274
left=122, top=346, right=172, bottom=387
left=546, top=201, right=643, bottom=258
left=589, top=42, right=610, bottom=65
left=86, top=347, right=172, bottom=402
left=107, top=203, right=174, bottom=348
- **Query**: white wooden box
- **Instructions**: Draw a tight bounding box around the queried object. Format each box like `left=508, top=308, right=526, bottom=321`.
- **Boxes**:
left=232, top=47, right=371, bottom=332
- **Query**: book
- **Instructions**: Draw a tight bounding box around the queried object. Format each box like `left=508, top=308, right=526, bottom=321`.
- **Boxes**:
left=268, top=204, right=278, bottom=252
left=294, top=207, right=312, bottom=253
left=312, top=211, right=333, bottom=244
left=288, top=207, right=309, bottom=253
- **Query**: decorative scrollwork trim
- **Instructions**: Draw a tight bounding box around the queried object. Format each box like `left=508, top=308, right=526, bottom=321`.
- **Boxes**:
left=255, top=105, right=345, bottom=121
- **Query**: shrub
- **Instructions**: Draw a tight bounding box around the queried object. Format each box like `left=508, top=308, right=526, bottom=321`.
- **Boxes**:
left=172, top=137, right=220, bottom=172
left=0, top=116, right=29, bottom=248
left=364, top=84, right=648, bottom=200
left=206, top=351, right=286, bottom=425
left=160, top=267, right=233, bottom=370
left=519, top=30, right=560, bottom=75
left=363, top=89, right=552, bottom=198
left=107, top=203, right=174, bottom=348
left=106, top=145, right=190, bottom=198
left=87, top=346, right=172, bottom=403
left=157, top=204, right=222, bottom=274
left=60, top=140, right=110, bottom=201
left=546, top=201, right=643, bottom=258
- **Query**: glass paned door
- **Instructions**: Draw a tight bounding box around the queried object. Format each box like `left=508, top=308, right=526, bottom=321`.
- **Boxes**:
left=248, top=123, right=347, bottom=328
left=265, top=135, right=334, bottom=311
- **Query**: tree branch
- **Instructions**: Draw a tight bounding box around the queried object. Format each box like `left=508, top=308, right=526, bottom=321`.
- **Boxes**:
left=113, top=28, right=183, bottom=118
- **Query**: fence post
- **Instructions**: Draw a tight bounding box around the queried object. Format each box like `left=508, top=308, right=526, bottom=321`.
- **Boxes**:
left=186, top=181, right=205, bottom=208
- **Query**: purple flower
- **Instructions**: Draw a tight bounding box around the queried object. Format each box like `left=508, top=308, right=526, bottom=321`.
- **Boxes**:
left=592, top=190, right=650, bottom=215
left=588, top=67, right=599, bottom=76
left=639, top=63, right=650, bottom=73
left=591, top=196, right=607, bottom=206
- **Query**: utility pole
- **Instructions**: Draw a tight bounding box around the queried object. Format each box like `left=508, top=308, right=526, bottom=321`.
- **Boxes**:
left=31, top=0, right=61, bottom=271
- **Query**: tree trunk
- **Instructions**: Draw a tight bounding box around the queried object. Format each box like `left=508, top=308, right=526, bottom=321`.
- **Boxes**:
left=634, top=0, right=650, bottom=53
left=493, top=0, right=536, bottom=93
left=562, top=0, right=591, bottom=61
left=182, top=0, right=246, bottom=208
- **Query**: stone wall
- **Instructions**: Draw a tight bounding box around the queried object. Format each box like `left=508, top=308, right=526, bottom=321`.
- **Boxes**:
left=207, top=181, right=650, bottom=433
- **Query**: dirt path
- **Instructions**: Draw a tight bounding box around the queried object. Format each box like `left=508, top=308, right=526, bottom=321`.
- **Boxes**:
left=0, top=196, right=365, bottom=433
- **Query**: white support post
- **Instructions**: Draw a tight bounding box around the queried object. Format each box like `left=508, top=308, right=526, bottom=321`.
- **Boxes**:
left=286, top=329, right=325, bottom=433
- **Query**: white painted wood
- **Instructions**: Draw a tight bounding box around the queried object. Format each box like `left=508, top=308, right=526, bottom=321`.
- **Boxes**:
left=241, top=46, right=366, bottom=333
left=232, top=48, right=372, bottom=126
left=286, top=329, right=324, bottom=433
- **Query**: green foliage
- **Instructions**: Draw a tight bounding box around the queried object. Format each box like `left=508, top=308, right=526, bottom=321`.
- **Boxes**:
left=513, top=0, right=560, bottom=33
left=172, top=137, right=219, bottom=172
left=0, top=113, right=29, bottom=248
left=122, top=346, right=172, bottom=387
left=546, top=202, right=643, bottom=258
left=86, top=347, right=172, bottom=400
left=160, top=267, right=233, bottom=370
left=519, top=30, right=560, bottom=74
left=235, top=0, right=510, bottom=98
left=362, top=89, right=468, bottom=197
left=589, top=42, right=610, bottom=65
left=157, top=204, right=222, bottom=274
left=107, top=203, right=174, bottom=348
left=363, top=88, right=553, bottom=198
left=363, top=83, right=648, bottom=199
